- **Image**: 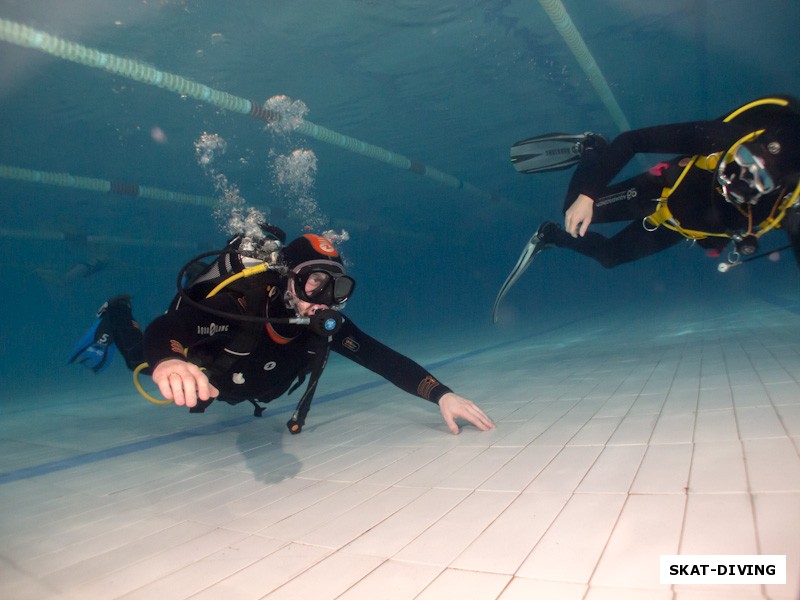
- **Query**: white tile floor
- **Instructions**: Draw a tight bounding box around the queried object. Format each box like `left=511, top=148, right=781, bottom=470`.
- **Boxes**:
left=1, top=294, right=799, bottom=599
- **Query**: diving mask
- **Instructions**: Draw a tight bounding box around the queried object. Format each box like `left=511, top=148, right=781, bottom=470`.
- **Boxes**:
left=718, top=143, right=777, bottom=205
left=289, top=260, right=355, bottom=307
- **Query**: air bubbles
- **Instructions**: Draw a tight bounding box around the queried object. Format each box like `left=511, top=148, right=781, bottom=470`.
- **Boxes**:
left=273, top=149, right=317, bottom=196
left=194, top=132, right=268, bottom=243
left=262, top=96, right=330, bottom=233
left=194, top=132, right=226, bottom=167
left=193, top=94, right=346, bottom=249
left=263, top=95, right=309, bottom=135
left=272, top=148, right=327, bottom=232
left=321, top=229, right=350, bottom=246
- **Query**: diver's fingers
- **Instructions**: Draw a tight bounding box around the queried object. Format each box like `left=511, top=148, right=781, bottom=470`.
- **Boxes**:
left=442, top=412, right=460, bottom=435
left=565, top=209, right=582, bottom=237
left=473, top=406, right=497, bottom=431
left=565, top=194, right=594, bottom=237
left=578, top=217, right=591, bottom=237
left=177, top=373, right=199, bottom=407
left=565, top=215, right=575, bottom=236
left=154, top=376, right=175, bottom=402
left=190, top=366, right=219, bottom=401
left=460, top=402, right=496, bottom=432
left=438, top=393, right=496, bottom=435
left=152, top=359, right=205, bottom=407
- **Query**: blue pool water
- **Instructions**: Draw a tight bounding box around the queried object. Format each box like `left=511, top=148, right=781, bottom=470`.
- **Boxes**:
left=1, top=0, right=798, bottom=396
left=3, top=6, right=800, bottom=598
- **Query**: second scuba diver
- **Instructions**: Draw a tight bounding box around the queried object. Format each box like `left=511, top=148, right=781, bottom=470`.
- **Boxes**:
left=494, top=95, right=800, bottom=321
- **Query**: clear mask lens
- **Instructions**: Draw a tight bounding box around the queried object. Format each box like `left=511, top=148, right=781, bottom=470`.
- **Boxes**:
left=732, top=145, right=775, bottom=193
left=293, top=266, right=354, bottom=306
left=718, top=144, right=777, bottom=204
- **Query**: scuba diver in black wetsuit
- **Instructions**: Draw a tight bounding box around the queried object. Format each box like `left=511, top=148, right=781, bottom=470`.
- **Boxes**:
left=493, top=96, right=800, bottom=322
left=70, top=230, right=495, bottom=435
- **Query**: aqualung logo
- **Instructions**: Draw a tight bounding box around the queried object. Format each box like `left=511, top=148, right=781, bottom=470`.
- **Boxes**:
left=197, top=322, right=230, bottom=335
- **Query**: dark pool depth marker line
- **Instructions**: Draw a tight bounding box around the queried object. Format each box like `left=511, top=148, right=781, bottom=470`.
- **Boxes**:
left=0, top=316, right=592, bottom=485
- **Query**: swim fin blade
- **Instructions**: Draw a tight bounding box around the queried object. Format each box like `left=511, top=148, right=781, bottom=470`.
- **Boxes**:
left=67, top=315, right=116, bottom=373
left=510, top=131, right=606, bottom=174
left=492, top=226, right=554, bottom=323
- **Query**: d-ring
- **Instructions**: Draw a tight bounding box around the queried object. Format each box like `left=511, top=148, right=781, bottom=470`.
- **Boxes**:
left=642, top=217, right=659, bottom=232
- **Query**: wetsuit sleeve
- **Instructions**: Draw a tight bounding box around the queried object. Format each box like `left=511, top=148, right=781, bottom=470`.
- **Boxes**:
left=331, top=318, right=453, bottom=404
left=143, top=294, right=241, bottom=368
left=568, top=120, right=746, bottom=202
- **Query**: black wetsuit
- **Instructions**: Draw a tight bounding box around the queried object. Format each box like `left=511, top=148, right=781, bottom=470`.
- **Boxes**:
left=141, top=289, right=452, bottom=408
left=548, top=120, right=800, bottom=268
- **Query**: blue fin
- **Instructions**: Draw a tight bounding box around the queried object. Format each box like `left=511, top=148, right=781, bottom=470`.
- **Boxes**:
left=67, top=316, right=116, bottom=373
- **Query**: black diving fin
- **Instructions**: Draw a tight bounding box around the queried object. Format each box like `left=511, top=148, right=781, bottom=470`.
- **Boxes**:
left=492, top=223, right=556, bottom=323
left=510, top=131, right=607, bottom=174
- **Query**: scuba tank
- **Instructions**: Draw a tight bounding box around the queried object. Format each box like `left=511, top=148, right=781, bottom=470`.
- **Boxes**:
left=173, top=223, right=286, bottom=307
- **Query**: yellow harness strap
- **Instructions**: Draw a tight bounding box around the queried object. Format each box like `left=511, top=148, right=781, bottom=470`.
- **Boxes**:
left=643, top=128, right=796, bottom=241
left=643, top=155, right=727, bottom=240
left=757, top=181, right=800, bottom=238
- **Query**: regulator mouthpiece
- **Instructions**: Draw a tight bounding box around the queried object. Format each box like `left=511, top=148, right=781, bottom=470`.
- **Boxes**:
left=307, top=309, right=344, bottom=336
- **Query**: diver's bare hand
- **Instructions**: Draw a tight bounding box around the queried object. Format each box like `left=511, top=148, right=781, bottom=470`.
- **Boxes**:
left=438, top=392, right=496, bottom=435
left=565, top=194, right=595, bottom=237
left=152, top=358, right=219, bottom=407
